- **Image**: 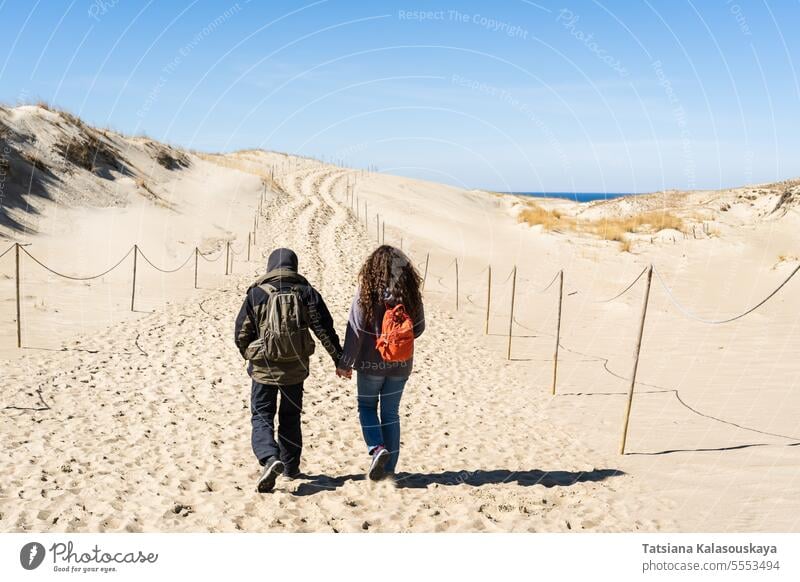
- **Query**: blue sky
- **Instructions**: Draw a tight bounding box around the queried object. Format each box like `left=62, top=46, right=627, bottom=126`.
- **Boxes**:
left=1, top=0, right=798, bottom=193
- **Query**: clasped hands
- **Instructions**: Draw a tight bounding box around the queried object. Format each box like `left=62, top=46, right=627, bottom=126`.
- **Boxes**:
left=335, top=367, right=352, bottom=380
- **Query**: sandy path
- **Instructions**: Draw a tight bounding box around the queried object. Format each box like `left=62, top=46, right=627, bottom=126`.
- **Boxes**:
left=0, top=160, right=674, bottom=532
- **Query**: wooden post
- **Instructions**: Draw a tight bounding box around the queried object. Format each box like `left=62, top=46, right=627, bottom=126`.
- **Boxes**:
left=247, top=232, right=251, bottom=262
left=230, top=243, right=235, bottom=274
left=620, top=265, right=654, bottom=455
left=382, top=220, right=385, bottom=244
left=552, top=270, right=564, bottom=396
left=421, top=252, right=430, bottom=292
left=194, top=247, right=199, bottom=289
left=225, top=242, right=231, bottom=275
left=454, top=258, right=459, bottom=311
left=485, top=265, right=492, bottom=335
left=15, top=243, right=21, bottom=348
left=400, top=237, right=403, bottom=250
left=376, top=214, right=380, bottom=243
left=130, top=244, right=138, bottom=312
left=507, top=266, right=517, bottom=360
left=253, top=215, right=257, bottom=246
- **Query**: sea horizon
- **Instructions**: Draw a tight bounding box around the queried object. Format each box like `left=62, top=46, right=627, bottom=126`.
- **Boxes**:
left=506, top=192, right=639, bottom=203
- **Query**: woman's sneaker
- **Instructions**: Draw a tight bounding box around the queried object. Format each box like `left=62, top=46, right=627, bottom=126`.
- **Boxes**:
left=367, top=446, right=390, bottom=481
left=257, top=458, right=284, bottom=493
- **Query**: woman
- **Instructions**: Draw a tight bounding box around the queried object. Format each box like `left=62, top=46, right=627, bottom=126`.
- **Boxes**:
left=337, top=245, right=425, bottom=481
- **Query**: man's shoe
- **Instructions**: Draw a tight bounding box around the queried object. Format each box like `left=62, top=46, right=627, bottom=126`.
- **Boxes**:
left=283, top=465, right=302, bottom=479
left=367, top=446, right=390, bottom=481
left=256, top=458, right=284, bottom=493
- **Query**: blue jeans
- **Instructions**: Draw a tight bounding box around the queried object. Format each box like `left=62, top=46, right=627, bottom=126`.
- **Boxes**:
left=356, top=373, right=408, bottom=473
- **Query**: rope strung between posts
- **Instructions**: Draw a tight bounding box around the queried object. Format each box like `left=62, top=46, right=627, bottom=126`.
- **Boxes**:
left=593, top=266, right=649, bottom=303
left=473, top=265, right=490, bottom=277
left=652, top=264, right=800, bottom=324
left=138, top=248, right=195, bottom=274
left=198, top=248, right=225, bottom=262
left=0, top=244, right=16, bottom=260
left=528, top=269, right=562, bottom=294
left=433, top=258, right=458, bottom=290
left=500, top=265, right=517, bottom=284
left=21, top=246, right=135, bottom=281
left=423, top=257, right=457, bottom=280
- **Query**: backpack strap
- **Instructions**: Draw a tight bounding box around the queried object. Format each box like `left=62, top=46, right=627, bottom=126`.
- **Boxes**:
left=290, top=284, right=308, bottom=328
left=258, top=282, right=278, bottom=295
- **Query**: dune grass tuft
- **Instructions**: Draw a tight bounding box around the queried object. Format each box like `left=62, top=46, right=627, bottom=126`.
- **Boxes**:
left=54, top=131, right=121, bottom=174
left=517, top=205, right=569, bottom=231
left=154, top=146, right=190, bottom=171
left=518, top=201, right=686, bottom=250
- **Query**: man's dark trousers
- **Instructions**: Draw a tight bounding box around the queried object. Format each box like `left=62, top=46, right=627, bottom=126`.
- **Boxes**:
left=250, top=380, right=303, bottom=470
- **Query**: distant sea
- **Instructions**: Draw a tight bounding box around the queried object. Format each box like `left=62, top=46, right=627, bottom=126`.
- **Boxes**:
left=508, top=192, right=634, bottom=203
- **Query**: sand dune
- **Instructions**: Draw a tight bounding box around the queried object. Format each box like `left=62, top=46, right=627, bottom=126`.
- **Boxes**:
left=1, top=106, right=799, bottom=532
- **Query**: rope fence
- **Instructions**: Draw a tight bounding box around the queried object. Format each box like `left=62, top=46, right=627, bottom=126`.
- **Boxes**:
left=0, top=244, right=16, bottom=260
left=198, top=248, right=225, bottom=262
left=21, top=245, right=135, bottom=281
left=653, top=264, right=800, bottom=324
left=2, top=233, right=254, bottom=349
left=0, top=165, right=290, bottom=386
left=410, top=246, right=800, bottom=455
left=137, top=247, right=195, bottom=274
left=593, top=266, right=649, bottom=303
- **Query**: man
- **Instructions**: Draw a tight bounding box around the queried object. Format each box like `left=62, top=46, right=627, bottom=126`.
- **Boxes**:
left=234, top=248, right=343, bottom=493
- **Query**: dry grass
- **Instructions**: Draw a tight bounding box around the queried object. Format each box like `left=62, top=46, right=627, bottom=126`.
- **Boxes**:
left=1, top=124, right=14, bottom=178
left=517, top=205, right=571, bottom=231
left=518, top=202, right=686, bottom=250
left=34, top=100, right=86, bottom=129
left=20, top=151, right=53, bottom=176
left=54, top=132, right=121, bottom=174
left=135, top=177, right=173, bottom=209
left=153, top=146, right=190, bottom=170
left=135, top=177, right=153, bottom=195
left=584, top=211, right=685, bottom=238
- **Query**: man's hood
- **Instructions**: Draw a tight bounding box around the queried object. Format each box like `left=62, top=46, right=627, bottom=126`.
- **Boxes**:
left=266, top=248, right=298, bottom=272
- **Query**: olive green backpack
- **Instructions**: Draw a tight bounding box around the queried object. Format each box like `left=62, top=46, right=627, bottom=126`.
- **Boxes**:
left=256, top=283, right=316, bottom=362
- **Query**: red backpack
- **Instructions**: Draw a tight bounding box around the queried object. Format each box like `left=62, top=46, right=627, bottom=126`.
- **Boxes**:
left=376, top=304, right=414, bottom=362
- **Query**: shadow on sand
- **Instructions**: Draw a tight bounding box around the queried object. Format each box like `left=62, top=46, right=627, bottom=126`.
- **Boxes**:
left=291, top=468, right=623, bottom=497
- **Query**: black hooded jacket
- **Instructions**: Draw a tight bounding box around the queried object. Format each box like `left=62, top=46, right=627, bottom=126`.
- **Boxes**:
left=234, top=248, right=342, bottom=385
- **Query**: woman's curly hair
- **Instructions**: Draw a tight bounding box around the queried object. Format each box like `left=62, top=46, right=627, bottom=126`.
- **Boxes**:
left=358, top=245, right=423, bottom=327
